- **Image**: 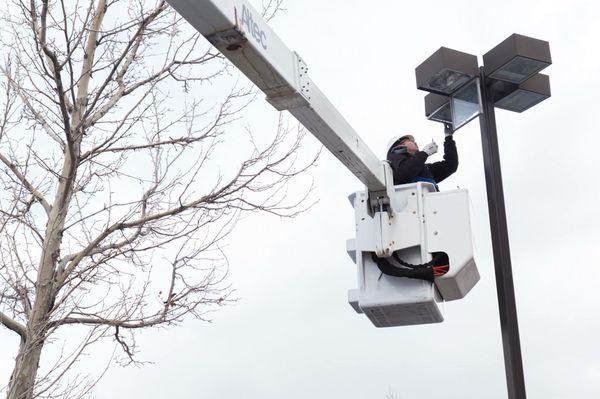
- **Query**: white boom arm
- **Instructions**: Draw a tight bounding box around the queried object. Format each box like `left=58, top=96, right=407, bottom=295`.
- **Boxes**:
left=166, top=0, right=389, bottom=195
left=167, top=0, right=480, bottom=327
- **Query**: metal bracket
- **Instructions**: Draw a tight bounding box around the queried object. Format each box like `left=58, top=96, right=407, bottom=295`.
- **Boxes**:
left=206, top=27, right=247, bottom=51
left=265, top=52, right=311, bottom=111
left=369, top=161, right=398, bottom=257
left=374, top=197, right=393, bottom=257
left=368, top=161, right=396, bottom=215
left=295, top=53, right=311, bottom=101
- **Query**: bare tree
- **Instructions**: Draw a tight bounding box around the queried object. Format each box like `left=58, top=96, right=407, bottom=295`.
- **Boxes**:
left=0, top=1, right=315, bottom=398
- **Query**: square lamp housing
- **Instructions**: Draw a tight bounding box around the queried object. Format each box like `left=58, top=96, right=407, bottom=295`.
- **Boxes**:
left=416, top=47, right=479, bottom=95
left=424, top=78, right=482, bottom=130
left=483, top=34, right=551, bottom=84
left=492, top=73, right=551, bottom=113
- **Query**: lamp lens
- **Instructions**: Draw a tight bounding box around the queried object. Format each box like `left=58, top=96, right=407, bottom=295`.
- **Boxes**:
left=451, top=79, right=482, bottom=129
left=495, top=89, right=545, bottom=112
left=429, top=103, right=452, bottom=123
left=427, top=68, right=471, bottom=94
left=489, top=56, right=548, bottom=83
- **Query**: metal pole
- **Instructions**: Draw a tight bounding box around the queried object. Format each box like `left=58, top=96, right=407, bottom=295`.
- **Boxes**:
left=477, top=67, right=527, bottom=399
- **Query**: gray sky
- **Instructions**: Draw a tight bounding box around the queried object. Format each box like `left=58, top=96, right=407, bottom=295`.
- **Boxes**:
left=2, top=0, right=600, bottom=398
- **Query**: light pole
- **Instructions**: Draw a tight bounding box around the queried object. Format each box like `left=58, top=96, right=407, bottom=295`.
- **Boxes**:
left=415, top=34, right=552, bottom=399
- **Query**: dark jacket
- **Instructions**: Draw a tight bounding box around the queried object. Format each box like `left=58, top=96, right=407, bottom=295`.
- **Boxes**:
left=387, top=136, right=458, bottom=186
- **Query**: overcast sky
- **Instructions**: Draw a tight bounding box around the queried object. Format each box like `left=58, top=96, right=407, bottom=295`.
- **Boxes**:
left=2, top=0, right=600, bottom=398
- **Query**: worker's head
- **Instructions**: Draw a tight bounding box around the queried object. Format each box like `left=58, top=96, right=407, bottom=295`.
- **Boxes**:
left=388, top=134, right=418, bottom=155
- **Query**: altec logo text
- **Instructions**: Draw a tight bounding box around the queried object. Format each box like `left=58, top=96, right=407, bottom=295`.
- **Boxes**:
left=240, top=4, right=267, bottom=50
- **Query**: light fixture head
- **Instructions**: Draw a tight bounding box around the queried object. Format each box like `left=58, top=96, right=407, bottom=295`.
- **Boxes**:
left=492, top=73, right=551, bottom=113
left=424, top=78, right=482, bottom=131
left=483, top=34, right=551, bottom=84
left=416, top=47, right=479, bottom=95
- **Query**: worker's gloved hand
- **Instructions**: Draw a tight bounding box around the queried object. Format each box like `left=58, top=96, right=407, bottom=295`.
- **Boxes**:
left=423, top=141, right=438, bottom=156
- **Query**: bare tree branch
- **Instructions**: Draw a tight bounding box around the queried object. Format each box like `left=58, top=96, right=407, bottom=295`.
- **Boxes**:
left=0, top=310, right=26, bottom=338
left=0, top=153, right=52, bottom=216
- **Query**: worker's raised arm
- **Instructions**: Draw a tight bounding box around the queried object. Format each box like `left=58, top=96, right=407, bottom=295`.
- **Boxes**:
left=428, top=136, right=458, bottom=183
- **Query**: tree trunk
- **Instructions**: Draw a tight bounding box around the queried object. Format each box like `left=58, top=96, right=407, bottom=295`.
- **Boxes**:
left=6, top=0, right=100, bottom=386
left=7, top=150, right=80, bottom=398
left=7, top=273, right=57, bottom=399
left=7, top=236, right=66, bottom=399
left=7, top=338, right=44, bottom=399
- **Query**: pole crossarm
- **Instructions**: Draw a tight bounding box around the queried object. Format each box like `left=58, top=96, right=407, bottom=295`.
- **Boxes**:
left=166, top=0, right=386, bottom=192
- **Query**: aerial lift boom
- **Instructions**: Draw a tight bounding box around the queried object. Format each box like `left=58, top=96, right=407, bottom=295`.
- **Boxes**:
left=166, top=0, right=480, bottom=327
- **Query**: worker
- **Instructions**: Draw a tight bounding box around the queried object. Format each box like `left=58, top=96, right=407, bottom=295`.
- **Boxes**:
left=386, top=131, right=458, bottom=189
left=385, top=131, right=458, bottom=275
